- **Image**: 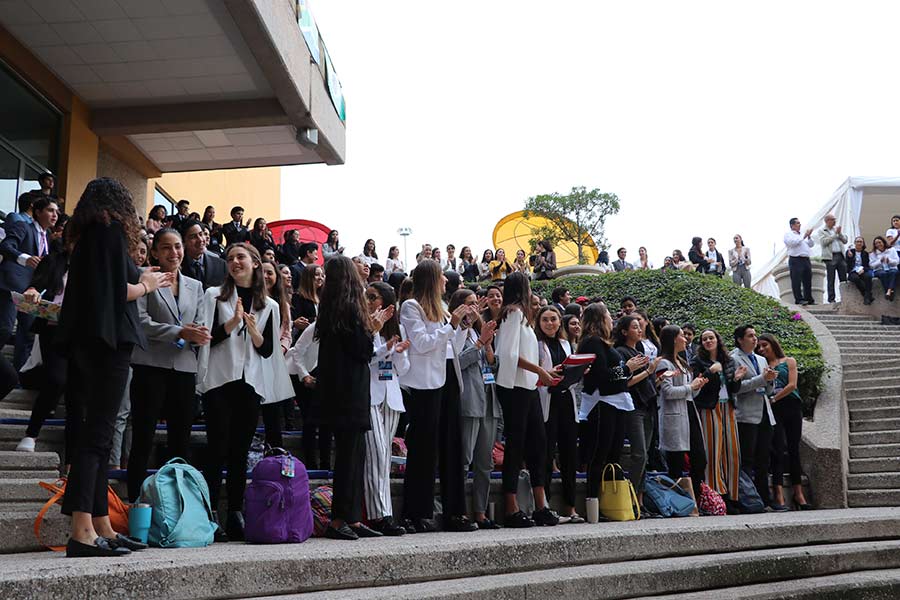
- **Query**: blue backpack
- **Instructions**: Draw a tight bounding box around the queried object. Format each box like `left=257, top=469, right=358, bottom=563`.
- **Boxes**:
left=138, top=457, right=217, bottom=548
left=738, top=470, right=765, bottom=514
left=643, top=474, right=697, bottom=517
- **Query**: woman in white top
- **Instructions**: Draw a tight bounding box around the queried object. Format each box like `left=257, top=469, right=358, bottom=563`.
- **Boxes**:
left=495, top=272, right=560, bottom=528
left=384, top=246, right=405, bottom=275
left=478, top=249, right=494, bottom=281
left=321, top=229, right=344, bottom=262
left=729, top=234, right=752, bottom=288
left=870, top=235, right=898, bottom=301
left=362, top=282, right=410, bottom=536
left=635, top=246, right=654, bottom=270
left=398, top=260, right=478, bottom=533
left=885, top=215, right=900, bottom=251
left=196, top=242, right=293, bottom=542
left=360, top=239, right=378, bottom=266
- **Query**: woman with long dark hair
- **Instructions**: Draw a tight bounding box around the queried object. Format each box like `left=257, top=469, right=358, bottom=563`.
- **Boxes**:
left=316, top=256, right=384, bottom=540
left=495, top=273, right=559, bottom=527
left=398, top=259, right=478, bottom=533
left=360, top=239, right=378, bottom=266
left=249, top=218, right=276, bottom=258
left=202, top=205, right=222, bottom=252
left=260, top=259, right=295, bottom=446
left=690, top=329, right=746, bottom=510
left=757, top=333, right=811, bottom=510
left=322, top=229, right=344, bottom=262
left=127, top=228, right=210, bottom=503
left=688, top=236, right=709, bottom=273
left=196, top=242, right=293, bottom=541
left=146, top=205, right=167, bottom=234
left=656, top=325, right=708, bottom=501
left=459, top=246, right=479, bottom=283
left=57, top=178, right=173, bottom=557
left=385, top=246, right=404, bottom=276
left=478, top=249, right=494, bottom=281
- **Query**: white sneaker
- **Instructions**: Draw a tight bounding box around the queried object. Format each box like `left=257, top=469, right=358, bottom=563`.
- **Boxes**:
left=15, top=437, right=35, bottom=452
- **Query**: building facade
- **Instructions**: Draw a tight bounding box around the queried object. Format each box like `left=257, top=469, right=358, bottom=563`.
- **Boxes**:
left=0, top=0, right=344, bottom=220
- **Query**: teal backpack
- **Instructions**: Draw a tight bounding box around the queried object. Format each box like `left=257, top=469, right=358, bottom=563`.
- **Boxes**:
left=138, top=457, right=217, bottom=548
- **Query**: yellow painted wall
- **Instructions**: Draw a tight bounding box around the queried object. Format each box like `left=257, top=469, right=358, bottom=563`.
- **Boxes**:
left=59, top=96, right=98, bottom=207
left=148, top=167, right=281, bottom=223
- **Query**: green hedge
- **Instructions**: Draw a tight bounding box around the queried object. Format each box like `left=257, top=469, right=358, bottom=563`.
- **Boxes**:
left=532, top=270, right=825, bottom=416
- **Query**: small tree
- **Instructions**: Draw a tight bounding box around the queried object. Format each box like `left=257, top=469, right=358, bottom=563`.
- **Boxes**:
left=523, top=186, right=620, bottom=264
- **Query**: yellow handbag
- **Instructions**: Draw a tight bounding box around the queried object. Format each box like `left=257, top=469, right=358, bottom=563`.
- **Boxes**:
left=599, top=463, right=640, bottom=521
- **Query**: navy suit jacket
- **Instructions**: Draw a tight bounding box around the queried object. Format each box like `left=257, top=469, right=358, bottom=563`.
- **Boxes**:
left=0, top=220, right=42, bottom=292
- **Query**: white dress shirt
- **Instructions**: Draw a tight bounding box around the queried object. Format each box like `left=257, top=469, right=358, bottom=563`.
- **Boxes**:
left=783, top=230, right=814, bottom=257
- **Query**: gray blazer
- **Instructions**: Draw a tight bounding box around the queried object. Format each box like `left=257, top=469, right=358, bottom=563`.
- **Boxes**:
left=730, top=348, right=775, bottom=425
left=656, top=358, right=700, bottom=452
left=131, top=272, right=204, bottom=373
left=458, top=330, right=500, bottom=419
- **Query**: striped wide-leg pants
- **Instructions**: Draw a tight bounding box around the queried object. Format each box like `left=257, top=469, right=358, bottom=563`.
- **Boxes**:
left=700, top=402, right=741, bottom=501
left=364, top=402, right=402, bottom=520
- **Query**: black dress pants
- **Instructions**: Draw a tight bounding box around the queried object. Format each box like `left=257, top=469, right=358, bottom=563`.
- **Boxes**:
left=825, top=253, right=848, bottom=303
left=402, top=362, right=467, bottom=520
left=127, top=365, right=196, bottom=502
left=332, top=428, right=366, bottom=523
left=25, top=328, right=67, bottom=439
left=61, top=341, right=132, bottom=517
left=738, top=411, right=774, bottom=505
left=665, top=402, right=707, bottom=501
left=497, top=386, right=547, bottom=494
left=772, top=397, right=804, bottom=487
left=788, top=256, right=813, bottom=303
left=202, top=380, right=260, bottom=512
left=544, top=391, right=577, bottom=507
left=848, top=270, right=873, bottom=301
left=294, top=375, right=332, bottom=470
left=585, top=400, right=626, bottom=498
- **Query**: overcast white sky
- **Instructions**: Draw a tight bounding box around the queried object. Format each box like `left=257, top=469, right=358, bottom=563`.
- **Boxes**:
left=282, top=1, right=900, bottom=269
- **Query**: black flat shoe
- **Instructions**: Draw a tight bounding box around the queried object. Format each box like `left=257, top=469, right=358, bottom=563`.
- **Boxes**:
left=412, top=518, right=438, bottom=534
left=324, top=523, right=358, bottom=540
left=532, top=507, right=560, bottom=526
left=504, top=510, right=534, bottom=528
left=444, top=515, right=477, bottom=532
left=476, top=518, right=501, bottom=530
left=349, top=523, right=383, bottom=538
left=369, top=517, right=406, bottom=536
left=66, top=537, right=131, bottom=558
left=399, top=517, right=417, bottom=535
left=108, top=533, right=148, bottom=551
left=793, top=500, right=813, bottom=511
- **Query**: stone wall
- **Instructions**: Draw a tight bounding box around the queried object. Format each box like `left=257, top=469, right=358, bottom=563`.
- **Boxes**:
left=97, top=148, right=149, bottom=219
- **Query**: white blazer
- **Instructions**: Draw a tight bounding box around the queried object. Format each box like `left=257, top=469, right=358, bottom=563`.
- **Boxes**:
left=369, top=329, right=410, bottom=412
left=496, top=308, right=539, bottom=390
left=537, top=339, right=578, bottom=422
left=285, top=322, right=318, bottom=378
left=399, top=299, right=466, bottom=390
left=196, top=287, right=293, bottom=405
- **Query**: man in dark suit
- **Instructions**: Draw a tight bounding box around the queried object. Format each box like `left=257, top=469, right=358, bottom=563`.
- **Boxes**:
left=168, top=199, right=191, bottom=232
left=221, top=206, right=251, bottom=247
left=181, top=220, right=226, bottom=290
left=0, top=197, right=58, bottom=369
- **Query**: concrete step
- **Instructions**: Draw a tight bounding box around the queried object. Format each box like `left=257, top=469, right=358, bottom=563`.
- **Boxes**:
left=844, top=376, right=900, bottom=390
left=850, top=457, right=900, bottom=474
left=848, top=490, right=900, bottom=507
left=851, top=429, right=900, bottom=445
left=636, top=568, right=900, bottom=599
left=832, top=333, right=900, bottom=341
left=846, top=386, right=900, bottom=400
left=0, top=509, right=897, bottom=599
left=849, top=472, right=900, bottom=490
left=848, top=396, right=900, bottom=411
left=814, top=314, right=877, bottom=320
left=0, top=479, right=58, bottom=503
left=283, top=540, right=900, bottom=600
left=0, top=424, right=63, bottom=453
left=0, top=451, right=58, bottom=471
left=850, top=443, right=900, bottom=459
left=0, top=507, right=66, bottom=554
left=841, top=358, right=900, bottom=369
left=850, top=417, right=900, bottom=433
left=839, top=352, right=899, bottom=361
left=849, top=405, right=900, bottom=421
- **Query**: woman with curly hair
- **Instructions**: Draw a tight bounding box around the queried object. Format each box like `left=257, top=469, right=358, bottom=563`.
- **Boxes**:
left=57, top=178, right=173, bottom=557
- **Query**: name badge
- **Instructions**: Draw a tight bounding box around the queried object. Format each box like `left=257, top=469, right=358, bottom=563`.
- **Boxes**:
left=281, top=455, right=295, bottom=478
left=378, top=360, right=393, bottom=381
left=482, top=364, right=496, bottom=385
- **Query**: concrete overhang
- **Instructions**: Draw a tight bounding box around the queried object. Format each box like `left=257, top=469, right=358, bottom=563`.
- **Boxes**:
left=0, top=0, right=345, bottom=171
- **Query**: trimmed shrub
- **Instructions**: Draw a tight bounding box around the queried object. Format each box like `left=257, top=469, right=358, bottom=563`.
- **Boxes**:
left=533, top=270, right=825, bottom=416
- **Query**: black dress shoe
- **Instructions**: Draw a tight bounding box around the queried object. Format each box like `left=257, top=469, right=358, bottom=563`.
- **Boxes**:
left=108, top=533, right=148, bottom=551
left=476, top=518, right=501, bottom=530
left=369, top=517, right=406, bottom=536
left=793, top=500, right=813, bottom=511
left=325, top=523, right=358, bottom=540
left=444, top=515, right=477, bottom=532
left=349, top=523, right=383, bottom=538
left=226, top=511, right=245, bottom=542
left=399, top=517, right=417, bottom=534
left=412, top=518, right=438, bottom=533
left=504, top=511, right=534, bottom=528
left=67, top=537, right=131, bottom=558
left=532, top=507, right=560, bottom=526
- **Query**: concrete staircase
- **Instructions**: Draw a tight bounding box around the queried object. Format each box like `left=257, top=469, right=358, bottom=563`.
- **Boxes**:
left=808, top=310, right=900, bottom=508
left=0, top=508, right=898, bottom=599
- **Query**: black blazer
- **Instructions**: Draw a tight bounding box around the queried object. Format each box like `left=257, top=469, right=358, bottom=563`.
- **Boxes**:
left=222, top=222, right=251, bottom=246
left=0, top=220, right=42, bottom=292
left=317, top=321, right=373, bottom=431
left=846, top=249, right=870, bottom=271
left=181, top=251, right=226, bottom=290
left=56, top=221, right=146, bottom=352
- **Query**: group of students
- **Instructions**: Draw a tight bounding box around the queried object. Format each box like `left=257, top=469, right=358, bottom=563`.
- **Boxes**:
left=6, top=180, right=813, bottom=557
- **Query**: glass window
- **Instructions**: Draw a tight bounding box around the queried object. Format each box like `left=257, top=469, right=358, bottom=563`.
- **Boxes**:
left=0, top=63, right=60, bottom=170
left=21, top=164, right=41, bottom=195
left=0, top=145, right=19, bottom=217
left=153, top=186, right=175, bottom=215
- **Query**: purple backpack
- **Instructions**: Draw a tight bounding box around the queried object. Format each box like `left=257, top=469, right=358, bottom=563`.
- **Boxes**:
left=244, top=449, right=313, bottom=544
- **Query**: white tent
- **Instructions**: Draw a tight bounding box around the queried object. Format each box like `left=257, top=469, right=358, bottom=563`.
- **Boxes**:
left=752, top=176, right=900, bottom=298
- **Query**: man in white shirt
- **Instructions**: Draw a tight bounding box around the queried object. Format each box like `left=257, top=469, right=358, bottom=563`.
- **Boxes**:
left=818, top=214, right=848, bottom=304
left=783, top=217, right=815, bottom=305
left=886, top=215, right=900, bottom=252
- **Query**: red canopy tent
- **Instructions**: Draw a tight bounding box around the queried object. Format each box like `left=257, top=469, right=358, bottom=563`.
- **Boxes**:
left=266, top=219, right=332, bottom=266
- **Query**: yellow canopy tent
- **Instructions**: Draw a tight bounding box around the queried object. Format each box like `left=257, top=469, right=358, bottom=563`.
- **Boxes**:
left=492, top=211, right=599, bottom=267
